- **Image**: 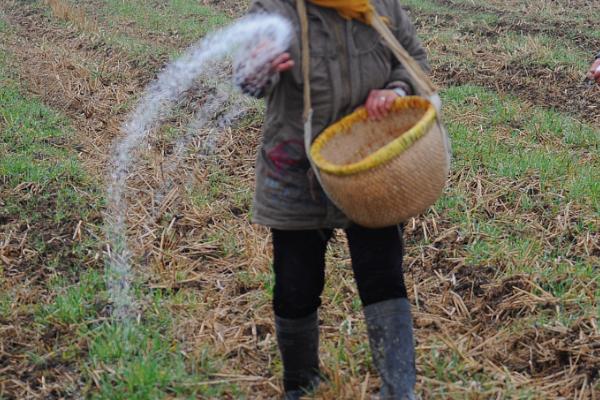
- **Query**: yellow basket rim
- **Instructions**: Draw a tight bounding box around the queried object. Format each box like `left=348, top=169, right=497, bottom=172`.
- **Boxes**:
left=310, top=96, right=437, bottom=176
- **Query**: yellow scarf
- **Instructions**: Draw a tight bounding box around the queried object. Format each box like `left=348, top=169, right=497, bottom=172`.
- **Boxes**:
left=307, top=0, right=376, bottom=25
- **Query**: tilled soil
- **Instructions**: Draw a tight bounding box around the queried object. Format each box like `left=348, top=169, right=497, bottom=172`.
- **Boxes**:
left=410, top=4, right=600, bottom=52
left=405, top=4, right=600, bottom=127
left=433, top=60, right=600, bottom=126
left=433, top=0, right=598, bottom=31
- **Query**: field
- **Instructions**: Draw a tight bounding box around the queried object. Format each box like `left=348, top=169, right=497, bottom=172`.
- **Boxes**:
left=0, top=0, right=598, bottom=399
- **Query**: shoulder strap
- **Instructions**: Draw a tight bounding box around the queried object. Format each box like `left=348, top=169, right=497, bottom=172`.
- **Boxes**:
left=296, top=0, right=312, bottom=121
left=370, top=12, right=436, bottom=97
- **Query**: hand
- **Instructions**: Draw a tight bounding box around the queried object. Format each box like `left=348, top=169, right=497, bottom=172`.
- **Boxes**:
left=587, top=59, right=600, bottom=84
left=271, top=52, right=294, bottom=73
left=365, top=89, right=402, bottom=120
left=234, top=43, right=294, bottom=97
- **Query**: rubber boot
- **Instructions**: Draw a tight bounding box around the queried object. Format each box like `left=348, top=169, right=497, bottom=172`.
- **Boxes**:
left=275, top=312, right=321, bottom=400
left=364, top=298, right=416, bottom=400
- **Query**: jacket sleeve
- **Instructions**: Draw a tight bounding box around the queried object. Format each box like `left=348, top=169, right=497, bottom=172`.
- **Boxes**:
left=385, top=2, right=430, bottom=95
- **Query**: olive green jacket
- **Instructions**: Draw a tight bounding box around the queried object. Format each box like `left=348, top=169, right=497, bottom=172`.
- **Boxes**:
left=249, top=0, right=430, bottom=229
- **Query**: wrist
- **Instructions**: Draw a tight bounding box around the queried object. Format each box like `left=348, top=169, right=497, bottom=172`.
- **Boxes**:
left=392, top=87, right=407, bottom=97
left=386, top=80, right=413, bottom=96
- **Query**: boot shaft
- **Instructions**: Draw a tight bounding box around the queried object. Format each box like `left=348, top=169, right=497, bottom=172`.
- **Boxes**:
left=275, top=312, right=321, bottom=394
left=364, top=298, right=416, bottom=400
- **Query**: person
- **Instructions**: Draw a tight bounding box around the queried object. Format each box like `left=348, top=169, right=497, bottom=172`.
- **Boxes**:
left=587, top=52, right=600, bottom=84
left=236, top=1, right=430, bottom=399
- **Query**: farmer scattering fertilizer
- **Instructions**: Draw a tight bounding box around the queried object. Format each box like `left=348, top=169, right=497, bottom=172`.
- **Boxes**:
left=108, top=0, right=444, bottom=398
left=234, top=0, right=444, bottom=398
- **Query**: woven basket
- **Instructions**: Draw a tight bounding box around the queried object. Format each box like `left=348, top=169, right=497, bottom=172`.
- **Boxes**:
left=310, top=96, right=449, bottom=228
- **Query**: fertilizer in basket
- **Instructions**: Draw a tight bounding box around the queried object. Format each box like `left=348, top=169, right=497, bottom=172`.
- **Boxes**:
left=105, top=14, right=292, bottom=319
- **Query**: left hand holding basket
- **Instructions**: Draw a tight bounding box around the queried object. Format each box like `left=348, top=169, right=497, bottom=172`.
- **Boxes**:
left=365, top=89, right=403, bottom=120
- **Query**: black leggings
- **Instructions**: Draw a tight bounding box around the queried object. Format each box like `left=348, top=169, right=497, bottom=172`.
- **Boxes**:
left=272, top=225, right=408, bottom=319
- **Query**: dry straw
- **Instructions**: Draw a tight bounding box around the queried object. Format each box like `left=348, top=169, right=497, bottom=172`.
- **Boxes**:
left=2, top=1, right=598, bottom=399
left=45, top=0, right=99, bottom=33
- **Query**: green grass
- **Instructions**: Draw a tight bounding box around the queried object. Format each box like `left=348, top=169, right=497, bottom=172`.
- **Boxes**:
left=67, top=0, right=231, bottom=58
left=103, top=0, right=229, bottom=40
left=498, top=33, right=590, bottom=70
left=405, top=0, right=595, bottom=75
left=104, top=32, right=163, bottom=58
left=0, top=26, right=104, bottom=398
left=442, top=85, right=599, bottom=209
left=190, top=167, right=232, bottom=208
left=37, top=270, right=106, bottom=325
left=85, top=318, right=238, bottom=399
left=0, top=81, right=79, bottom=183
left=0, top=14, right=8, bottom=32
left=429, top=0, right=596, bottom=30
left=0, top=51, right=99, bottom=226
left=422, top=84, right=600, bottom=334
left=36, top=0, right=229, bottom=59
left=30, top=231, right=238, bottom=399
left=420, top=353, right=540, bottom=399
left=404, top=0, right=501, bottom=26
